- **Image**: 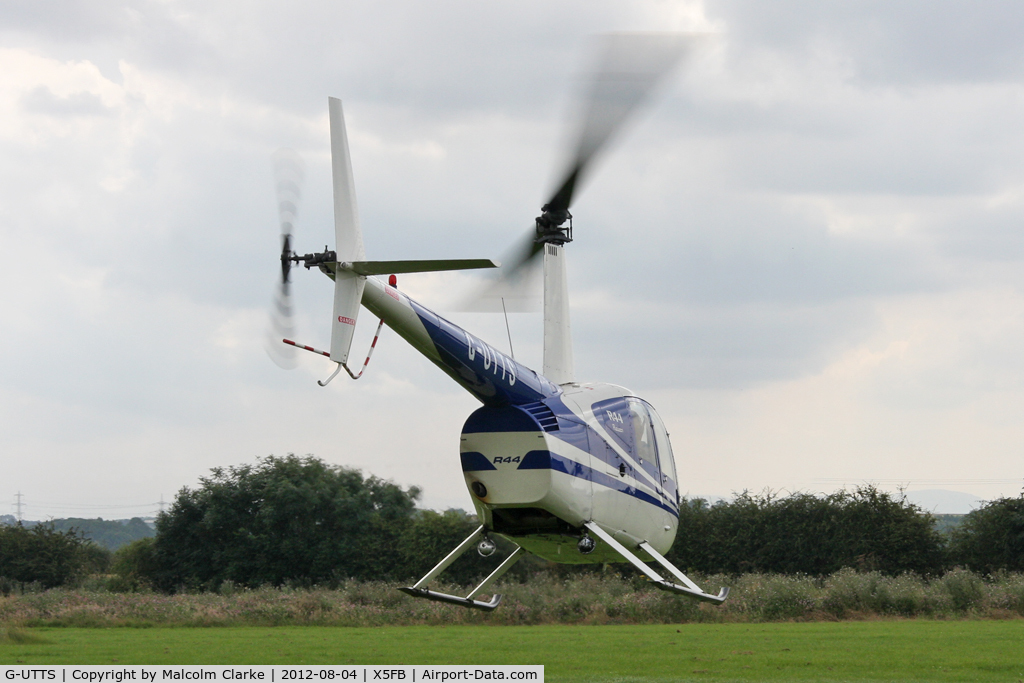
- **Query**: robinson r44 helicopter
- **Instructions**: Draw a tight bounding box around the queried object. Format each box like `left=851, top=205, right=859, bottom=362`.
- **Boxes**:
left=271, top=34, right=728, bottom=610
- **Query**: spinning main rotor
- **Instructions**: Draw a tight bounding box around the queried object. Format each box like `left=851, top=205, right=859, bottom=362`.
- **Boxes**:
left=476, top=34, right=695, bottom=308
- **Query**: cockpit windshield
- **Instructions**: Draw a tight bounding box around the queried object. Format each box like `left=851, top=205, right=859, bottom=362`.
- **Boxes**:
left=592, top=395, right=678, bottom=500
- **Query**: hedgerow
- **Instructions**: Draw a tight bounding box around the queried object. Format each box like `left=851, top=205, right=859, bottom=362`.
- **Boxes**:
left=2, top=569, right=1023, bottom=627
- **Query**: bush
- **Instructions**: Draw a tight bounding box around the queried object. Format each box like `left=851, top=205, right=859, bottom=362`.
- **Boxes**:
left=669, top=486, right=945, bottom=576
left=79, top=542, right=112, bottom=575
left=729, top=573, right=819, bottom=620
left=949, top=496, right=1024, bottom=572
left=0, top=523, right=100, bottom=589
left=934, top=567, right=986, bottom=613
left=821, top=568, right=927, bottom=617
left=109, top=538, right=159, bottom=592
left=150, top=454, right=422, bottom=591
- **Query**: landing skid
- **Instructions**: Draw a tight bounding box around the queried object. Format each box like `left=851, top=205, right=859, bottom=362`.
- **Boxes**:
left=583, top=522, right=729, bottom=604
left=399, top=525, right=524, bottom=611
left=397, top=587, right=504, bottom=611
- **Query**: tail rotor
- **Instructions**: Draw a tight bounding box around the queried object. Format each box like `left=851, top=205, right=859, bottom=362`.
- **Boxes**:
left=265, top=99, right=502, bottom=381
left=266, top=148, right=305, bottom=369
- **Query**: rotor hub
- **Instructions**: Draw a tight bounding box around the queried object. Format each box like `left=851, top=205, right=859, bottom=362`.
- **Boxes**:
left=535, top=206, right=573, bottom=246
left=284, top=245, right=337, bottom=270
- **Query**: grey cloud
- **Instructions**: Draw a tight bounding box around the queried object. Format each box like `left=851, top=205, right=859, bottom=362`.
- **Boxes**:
left=932, top=199, right=1024, bottom=265
left=573, top=296, right=877, bottom=390
left=0, top=1, right=128, bottom=42
left=2, top=0, right=656, bottom=119
left=0, top=1, right=217, bottom=84
left=22, top=87, right=112, bottom=117
left=710, top=0, right=1024, bottom=84
left=566, top=166, right=943, bottom=304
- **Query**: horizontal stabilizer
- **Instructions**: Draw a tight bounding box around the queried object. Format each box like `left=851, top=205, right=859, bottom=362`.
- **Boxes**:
left=341, top=259, right=499, bottom=276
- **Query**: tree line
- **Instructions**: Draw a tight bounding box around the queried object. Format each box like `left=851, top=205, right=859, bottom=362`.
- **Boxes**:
left=3, top=454, right=1022, bottom=592
left=0, top=523, right=109, bottom=594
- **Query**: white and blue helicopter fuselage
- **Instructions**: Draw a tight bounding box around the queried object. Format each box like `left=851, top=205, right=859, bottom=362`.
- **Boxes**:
left=360, top=275, right=680, bottom=563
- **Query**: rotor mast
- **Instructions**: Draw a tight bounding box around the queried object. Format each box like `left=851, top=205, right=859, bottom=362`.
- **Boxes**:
left=536, top=207, right=575, bottom=385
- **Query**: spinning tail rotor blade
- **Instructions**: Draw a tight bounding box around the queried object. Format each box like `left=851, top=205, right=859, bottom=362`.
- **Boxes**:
left=266, top=147, right=305, bottom=369
left=268, top=276, right=297, bottom=369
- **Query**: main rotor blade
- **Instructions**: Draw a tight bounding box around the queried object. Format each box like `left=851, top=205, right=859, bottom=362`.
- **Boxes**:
left=546, top=33, right=694, bottom=214
left=469, top=33, right=695, bottom=306
left=456, top=227, right=543, bottom=312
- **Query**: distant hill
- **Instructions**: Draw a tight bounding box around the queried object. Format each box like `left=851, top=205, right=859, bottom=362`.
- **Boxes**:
left=904, top=489, right=984, bottom=514
left=13, top=517, right=155, bottom=550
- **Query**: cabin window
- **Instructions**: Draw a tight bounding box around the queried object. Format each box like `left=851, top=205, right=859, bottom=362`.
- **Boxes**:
left=646, top=404, right=677, bottom=484
left=591, top=397, right=633, bottom=455
left=626, top=398, right=659, bottom=479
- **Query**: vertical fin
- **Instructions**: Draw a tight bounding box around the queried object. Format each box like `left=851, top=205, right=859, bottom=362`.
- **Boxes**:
left=327, top=97, right=366, bottom=364
left=329, top=97, right=365, bottom=262
left=330, top=270, right=365, bottom=364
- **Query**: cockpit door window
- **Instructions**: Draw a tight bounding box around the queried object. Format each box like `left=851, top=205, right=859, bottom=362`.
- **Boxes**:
left=646, top=404, right=677, bottom=501
left=626, top=398, right=660, bottom=481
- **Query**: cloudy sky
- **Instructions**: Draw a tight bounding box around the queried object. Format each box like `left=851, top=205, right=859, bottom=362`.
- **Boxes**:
left=3, top=0, right=1023, bottom=520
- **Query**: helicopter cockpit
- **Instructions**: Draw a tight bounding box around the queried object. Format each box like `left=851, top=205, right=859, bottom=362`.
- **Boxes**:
left=625, top=398, right=678, bottom=503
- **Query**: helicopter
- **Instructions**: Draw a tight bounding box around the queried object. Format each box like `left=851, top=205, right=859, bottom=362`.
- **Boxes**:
left=271, top=34, right=728, bottom=610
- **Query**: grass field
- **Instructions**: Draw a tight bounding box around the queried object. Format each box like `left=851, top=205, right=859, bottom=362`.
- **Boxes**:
left=3, top=621, right=1023, bottom=682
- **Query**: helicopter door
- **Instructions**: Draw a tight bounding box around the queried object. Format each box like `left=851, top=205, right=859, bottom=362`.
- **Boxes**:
left=591, top=397, right=641, bottom=526
left=587, top=428, right=635, bottom=525
left=646, top=404, right=678, bottom=506
left=626, top=399, right=665, bottom=503
left=557, top=416, right=594, bottom=524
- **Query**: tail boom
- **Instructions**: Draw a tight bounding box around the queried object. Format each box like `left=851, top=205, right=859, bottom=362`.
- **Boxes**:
left=360, top=277, right=559, bottom=406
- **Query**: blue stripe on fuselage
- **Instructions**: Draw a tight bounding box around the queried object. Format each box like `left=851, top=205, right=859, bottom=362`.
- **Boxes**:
left=460, top=451, right=497, bottom=471
left=410, top=300, right=558, bottom=407
left=542, top=397, right=677, bottom=513
left=460, top=399, right=678, bottom=513
left=516, top=449, right=679, bottom=518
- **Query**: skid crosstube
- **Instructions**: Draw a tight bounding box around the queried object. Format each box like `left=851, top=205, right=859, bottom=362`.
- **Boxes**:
left=399, top=525, right=524, bottom=611
left=583, top=522, right=729, bottom=604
